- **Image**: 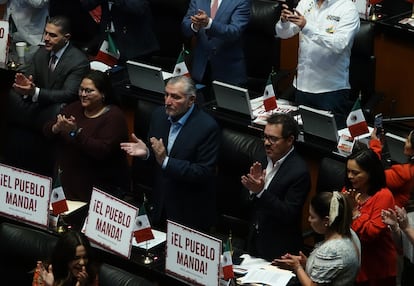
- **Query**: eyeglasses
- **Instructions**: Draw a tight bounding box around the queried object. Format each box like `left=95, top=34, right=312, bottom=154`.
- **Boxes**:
left=262, top=134, right=284, bottom=144
left=78, top=88, right=96, bottom=95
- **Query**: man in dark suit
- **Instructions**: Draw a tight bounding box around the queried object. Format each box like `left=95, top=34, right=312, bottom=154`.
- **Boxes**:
left=4, top=15, right=90, bottom=176
left=121, top=76, right=220, bottom=232
left=81, top=0, right=159, bottom=63
left=182, top=0, right=250, bottom=86
left=241, top=113, right=311, bottom=261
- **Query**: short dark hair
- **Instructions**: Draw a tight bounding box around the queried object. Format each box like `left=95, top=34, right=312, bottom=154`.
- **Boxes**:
left=345, top=148, right=386, bottom=196
left=266, top=113, right=299, bottom=140
left=47, top=15, right=71, bottom=35
left=311, top=192, right=352, bottom=237
left=83, top=70, right=113, bottom=103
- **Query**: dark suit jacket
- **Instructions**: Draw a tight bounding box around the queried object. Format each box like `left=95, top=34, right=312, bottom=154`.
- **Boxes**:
left=8, top=43, right=89, bottom=130
left=182, top=0, right=250, bottom=86
left=82, top=0, right=159, bottom=62
left=247, top=149, right=311, bottom=261
left=146, top=105, right=220, bottom=232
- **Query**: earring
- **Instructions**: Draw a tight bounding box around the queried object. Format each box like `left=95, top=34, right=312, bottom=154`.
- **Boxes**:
left=324, top=223, right=328, bottom=227
left=102, top=95, right=105, bottom=102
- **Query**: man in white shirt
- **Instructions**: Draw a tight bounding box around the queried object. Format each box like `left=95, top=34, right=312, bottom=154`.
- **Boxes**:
left=0, top=0, right=49, bottom=47
left=275, top=0, right=360, bottom=128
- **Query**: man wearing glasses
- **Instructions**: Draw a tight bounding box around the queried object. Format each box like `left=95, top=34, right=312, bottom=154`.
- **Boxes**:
left=241, top=113, right=311, bottom=261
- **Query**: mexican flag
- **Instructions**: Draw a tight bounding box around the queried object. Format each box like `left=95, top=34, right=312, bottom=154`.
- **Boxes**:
left=95, top=33, right=120, bottom=67
left=133, top=204, right=154, bottom=243
left=263, top=73, right=277, bottom=112
left=172, top=49, right=190, bottom=77
left=50, top=186, right=68, bottom=215
left=221, top=238, right=234, bottom=280
left=346, top=98, right=369, bottom=138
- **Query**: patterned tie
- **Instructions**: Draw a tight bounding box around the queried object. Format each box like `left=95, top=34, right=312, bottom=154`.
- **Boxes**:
left=211, top=0, right=218, bottom=19
left=49, top=54, right=57, bottom=72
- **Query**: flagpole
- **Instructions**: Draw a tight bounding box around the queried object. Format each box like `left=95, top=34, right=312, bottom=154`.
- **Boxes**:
left=142, top=240, right=154, bottom=264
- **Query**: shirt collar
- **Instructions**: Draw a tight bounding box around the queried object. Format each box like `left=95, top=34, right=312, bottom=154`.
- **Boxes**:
left=267, top=145, right=295, bottom=168
left=51, top=41, right=70, bottom=60
left=168, top=104, right=195, bottom=126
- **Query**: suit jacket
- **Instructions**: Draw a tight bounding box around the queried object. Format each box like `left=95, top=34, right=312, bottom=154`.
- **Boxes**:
left=8, top=43, right=89, bottom=130
left=247, top=149, right=311, bottom=261
left=146, top=105, right=220, bottom=232
left=182, top=0, right=250, bottom=86
left=81, top=0, right=159, bottom=62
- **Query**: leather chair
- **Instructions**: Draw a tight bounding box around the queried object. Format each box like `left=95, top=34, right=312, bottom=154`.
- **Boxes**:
left=315, top=156, right=346, bottom=193
left=244, top=0, right=281, bottom=93
left=99, top=263, right=154, bottom=286
left=0, top=222, right=58, bottom=284
left=349, top=20, right=381, bottom=123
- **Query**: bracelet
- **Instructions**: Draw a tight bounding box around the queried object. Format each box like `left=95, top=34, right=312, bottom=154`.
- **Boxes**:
left=69, top=128, right=82, bottom=138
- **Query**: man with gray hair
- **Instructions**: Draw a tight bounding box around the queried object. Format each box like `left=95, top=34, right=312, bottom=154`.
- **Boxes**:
left=121, top=76, right=221, bottom=232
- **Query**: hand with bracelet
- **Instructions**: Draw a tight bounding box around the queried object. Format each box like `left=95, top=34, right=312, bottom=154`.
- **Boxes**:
left=51, top=114, right=78, bottom=136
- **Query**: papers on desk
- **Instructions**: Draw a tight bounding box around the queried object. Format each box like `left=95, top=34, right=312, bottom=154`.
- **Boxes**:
left=250, top=97, right=298, bottom=125
left=132, top=229, right=166, bottom=249
left=235, top=254, right=295, bottom=286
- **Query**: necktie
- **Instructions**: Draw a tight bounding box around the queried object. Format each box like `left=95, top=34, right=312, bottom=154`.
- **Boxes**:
left=211, top=0, right=218, bottom=19
left=49, top=54, right=57, bottom=72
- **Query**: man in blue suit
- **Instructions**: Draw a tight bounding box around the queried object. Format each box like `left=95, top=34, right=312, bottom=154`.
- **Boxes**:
left=182, top=0, right=251, bottom=86
left=121, top=76, right=221, bottom=232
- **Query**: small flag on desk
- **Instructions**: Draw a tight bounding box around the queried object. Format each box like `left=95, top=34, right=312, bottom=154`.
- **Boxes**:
left=95, top=33, right=120, bottom=67
left=50, top=186, right=68, bottom=215
left=221, top=238, right=234, bottom=280
left=346, top=97, right=369, bottom=138
left=263, top=72, right=277, bottom=112
left=172, top=49, right=190, bottom=77
left=133, top=204, right=154, bottom=243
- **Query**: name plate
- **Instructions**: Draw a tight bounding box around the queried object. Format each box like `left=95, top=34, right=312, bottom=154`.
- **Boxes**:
left=84, top=188, right=138, bottom=258
left=166, top=220, right=221, bottom=286
left=0, top=20, right=9, bottom=64
left=0, top=163, right=52, bottom=228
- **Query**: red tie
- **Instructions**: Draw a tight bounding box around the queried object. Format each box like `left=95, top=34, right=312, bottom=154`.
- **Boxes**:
left=211, top=0, right=218, bottom=19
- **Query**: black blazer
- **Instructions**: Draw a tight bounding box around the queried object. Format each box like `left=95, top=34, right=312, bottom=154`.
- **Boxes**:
left=247, top=149, right=311, bottom=261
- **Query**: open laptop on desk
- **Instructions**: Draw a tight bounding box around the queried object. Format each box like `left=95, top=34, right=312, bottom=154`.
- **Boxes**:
left=211, top=80, right=255, bottom=120
left=385, top=132, right=407, bottom=164
left=298, top=105, right=339, bottom=143
left=126, top=60, right=172, bottom=94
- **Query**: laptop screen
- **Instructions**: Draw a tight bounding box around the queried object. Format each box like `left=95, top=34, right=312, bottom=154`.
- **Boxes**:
left=126, top=60, right=172, bottom=94
left=385, top=133, right=407, bottom=164
left=298, top=105, right=339, bottom=142
left=212, top=80, right=254, bottom=119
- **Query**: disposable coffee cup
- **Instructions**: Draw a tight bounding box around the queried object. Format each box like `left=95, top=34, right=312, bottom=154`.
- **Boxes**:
left=16, top=42, right=27, bottom=58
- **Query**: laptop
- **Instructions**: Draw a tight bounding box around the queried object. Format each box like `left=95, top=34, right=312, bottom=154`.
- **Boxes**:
left=385, top=132, right=407, bottom=164
left=126, top=60, right=172, bottom=94
left=298, top=105, right=339, bottom=143
left=212, top=80, right=254, bottom=119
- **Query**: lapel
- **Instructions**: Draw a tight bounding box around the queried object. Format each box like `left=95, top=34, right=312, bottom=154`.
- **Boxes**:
left=48, top=45, right=71, bottom=85
left=214, top=0, right=230, bottom=20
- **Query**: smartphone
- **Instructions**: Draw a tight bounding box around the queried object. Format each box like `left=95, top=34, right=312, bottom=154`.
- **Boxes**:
left=278, top=0, right=295, bottom=11
left=374, top=113, right=383, bottom=138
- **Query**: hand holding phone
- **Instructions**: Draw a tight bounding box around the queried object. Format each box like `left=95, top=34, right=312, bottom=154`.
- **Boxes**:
left=374, top=113, right=384, bottom=139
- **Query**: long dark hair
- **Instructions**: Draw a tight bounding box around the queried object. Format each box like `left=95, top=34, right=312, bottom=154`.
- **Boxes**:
left=345, top=148, right=386, bottom=196
left=50, top=230, right=97, bottom=285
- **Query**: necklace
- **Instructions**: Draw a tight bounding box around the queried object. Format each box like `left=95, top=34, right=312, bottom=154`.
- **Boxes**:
left=85, top=106, right=109, bottom=118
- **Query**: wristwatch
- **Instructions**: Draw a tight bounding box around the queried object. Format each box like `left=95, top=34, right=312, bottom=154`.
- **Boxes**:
left=69, top=128, right=82, bottom=138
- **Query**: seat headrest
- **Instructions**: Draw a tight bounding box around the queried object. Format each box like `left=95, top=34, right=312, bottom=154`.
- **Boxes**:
left=247, top=0, right=280, bottom=36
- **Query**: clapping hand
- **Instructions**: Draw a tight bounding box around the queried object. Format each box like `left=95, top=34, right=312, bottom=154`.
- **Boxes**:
left=241, top=162, right=266, bottom=194
left=120, top=133, right=149, bottom=158
left=13, top=73, right=36, bottom=96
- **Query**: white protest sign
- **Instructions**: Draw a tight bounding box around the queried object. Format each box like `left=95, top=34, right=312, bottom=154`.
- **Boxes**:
left=0, top=163, right=51, bottom=228
left=166, top=220, right=221, bottom=286
left=85, top=188, right=138, bottom=258
left=0, top=20, right=9, bottom=64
